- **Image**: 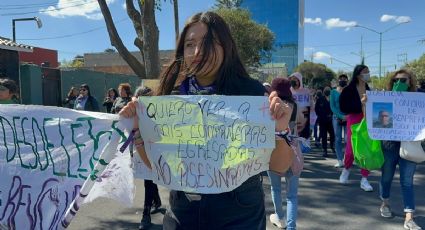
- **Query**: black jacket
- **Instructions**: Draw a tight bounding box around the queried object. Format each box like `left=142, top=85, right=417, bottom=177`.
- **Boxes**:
left=315, top=96, right=332, bottom=123
left=339, top=83, right=369, bottom=114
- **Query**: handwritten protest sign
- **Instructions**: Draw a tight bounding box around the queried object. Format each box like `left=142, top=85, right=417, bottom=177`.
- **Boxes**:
left=366, top=91, right=425, bottom=141
left=137, top=95, right=275, bottom=193
left=0, top=105, right=132, bottom=229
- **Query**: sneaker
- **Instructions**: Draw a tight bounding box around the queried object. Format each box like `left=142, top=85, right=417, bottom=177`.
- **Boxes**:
left=360, top=177, right=373, bottom=192
left=404, top=219, right=422, bottom=230
left=339, top=168, right=350, bottom=184
left=269, top=213, right=286, bottom=229
left=380, top=205, right=392, bottom=218
left=334, top=160, right=344, bottom=168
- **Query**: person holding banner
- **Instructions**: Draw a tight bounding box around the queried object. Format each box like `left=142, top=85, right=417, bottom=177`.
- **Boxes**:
left=267, top=77, right=301, bottom=230
left=378, top=69, right=422, bottom=230
left=133, top=86, right=163, bottom=230
left=339, top=64, right=373, bottom=192
left=120, top=11, right=294, bottom=230
left=330, top=74, right=348, bottom=168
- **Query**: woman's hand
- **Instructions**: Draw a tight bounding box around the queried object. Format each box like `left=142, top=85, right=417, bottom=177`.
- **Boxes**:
left=361, top=93, right=368, bottom=105
left=269, top=91, right=292, bottom=132
left=119, top=101, right=139, bottom=129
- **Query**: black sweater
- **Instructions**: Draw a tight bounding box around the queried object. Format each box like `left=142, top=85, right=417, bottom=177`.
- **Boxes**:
left=339, top=82, right=369, bottom=114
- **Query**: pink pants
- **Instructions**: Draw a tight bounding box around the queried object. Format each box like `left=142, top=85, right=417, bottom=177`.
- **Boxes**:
left=344, top=113, right=370, bottom=177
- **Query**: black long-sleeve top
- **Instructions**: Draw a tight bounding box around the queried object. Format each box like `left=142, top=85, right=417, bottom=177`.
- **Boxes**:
left=339, top=82, right=369, bottom=114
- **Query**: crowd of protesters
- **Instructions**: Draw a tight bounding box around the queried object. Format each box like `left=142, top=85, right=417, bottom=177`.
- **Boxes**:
left=1, top=11, right=424, bottom=230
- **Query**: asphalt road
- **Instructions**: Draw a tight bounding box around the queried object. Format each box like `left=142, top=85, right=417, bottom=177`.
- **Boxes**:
left=68, top=146, right=425, bottom=230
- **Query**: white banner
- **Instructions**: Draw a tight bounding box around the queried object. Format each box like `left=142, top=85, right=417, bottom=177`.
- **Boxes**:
left=137, top=95, right=275, bottom=193
left=366, top=91, right=425, bottom=141
left=0, top=105, right=132, bottom=230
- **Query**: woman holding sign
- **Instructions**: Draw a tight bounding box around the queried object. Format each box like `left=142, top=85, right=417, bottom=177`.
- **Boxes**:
left=339, top=65, right=373, bottom=192
left=120, top=11, right=294, bottom=230
left=379, top=69, right=422, bottom=230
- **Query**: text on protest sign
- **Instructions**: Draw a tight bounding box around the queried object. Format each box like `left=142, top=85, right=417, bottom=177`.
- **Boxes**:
left=0, top=105, right=128, bottom=229
left=137, top=95, right=275, bottom=193
left=366, top=91, right=425, bottom=141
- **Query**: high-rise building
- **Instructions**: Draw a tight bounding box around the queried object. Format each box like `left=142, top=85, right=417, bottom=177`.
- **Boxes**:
left=242, top=0, right=304, bottom=74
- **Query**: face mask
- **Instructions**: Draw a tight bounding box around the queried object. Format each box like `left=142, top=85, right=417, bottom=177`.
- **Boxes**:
left=361, top=73, right=370, bottom=82
left=316, top=92, right=323, bottom=97
left=392, top=80, right=409, bottom=92
left=324, top=90, right=331, bottom=96
left=338, top=80, right=347, bottom=87
left=290, top=80, right=298, bottom=88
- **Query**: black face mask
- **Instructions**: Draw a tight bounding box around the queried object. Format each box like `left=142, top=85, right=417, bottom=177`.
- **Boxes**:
left=316, top=92, right=323, bottom=98
left=339, top=80, right=347, bottom=87
left=324, top=90, right=331, bottom=96
left=290, top=80, right=298, bottom=88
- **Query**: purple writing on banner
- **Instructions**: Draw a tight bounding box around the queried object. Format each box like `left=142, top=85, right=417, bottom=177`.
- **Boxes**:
left=0, top=176, right=80, bottom=230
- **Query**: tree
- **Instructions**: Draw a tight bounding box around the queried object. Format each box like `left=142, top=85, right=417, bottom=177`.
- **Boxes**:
left=293, top=61, right=336, bottom=88
left=104, top=48, right=116, bottom=53
left=60, top=55, right=84, bottom=68
left=406, top=53, right=425, bottom=81
left=97, top=0, right=160, bottom=79
left=215, top=0, right=243, bottom=9
left=173, top=0, right=179, bottom=41
left=214, top=8, right=274, bottom=67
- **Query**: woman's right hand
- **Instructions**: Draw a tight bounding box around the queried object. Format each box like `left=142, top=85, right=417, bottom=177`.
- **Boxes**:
left=119, top=101, right=137, bottom=118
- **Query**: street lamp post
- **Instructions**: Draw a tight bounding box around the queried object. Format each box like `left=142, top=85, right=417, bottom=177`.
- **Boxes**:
left=354, top=21, right=409, bottom=78
left=12, top=17, right=42, bottom=42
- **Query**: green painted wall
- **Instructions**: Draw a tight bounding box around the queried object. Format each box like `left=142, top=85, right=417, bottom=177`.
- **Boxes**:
left=20, top=64, right=43, bottom=105
left=61, top=69, right=141, bottom=112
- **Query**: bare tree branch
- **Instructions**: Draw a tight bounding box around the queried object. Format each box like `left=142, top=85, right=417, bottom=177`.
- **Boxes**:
left=98, top=0, right=146, bottom=78
left=126, top=0, right=145, bottom=64
left=139, top=0, right=160, bottom=79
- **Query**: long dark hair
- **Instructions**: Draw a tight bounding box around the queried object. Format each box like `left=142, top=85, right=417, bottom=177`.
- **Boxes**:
left=348, top=64, right=368, bottom=86
left=107, top=88, right=118, bottom=99
left=80, top=84, right=92, bottom=97
left=156, top=11, right=249, bottom=95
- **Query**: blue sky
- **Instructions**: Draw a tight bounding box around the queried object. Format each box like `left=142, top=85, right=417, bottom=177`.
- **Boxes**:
left=1, top=0, right=424, bottom=76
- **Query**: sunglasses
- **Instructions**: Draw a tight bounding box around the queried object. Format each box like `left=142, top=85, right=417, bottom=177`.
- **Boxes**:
left=393, top=78, right=408, bottom=83
left=80, top=89, right=87, bottom=92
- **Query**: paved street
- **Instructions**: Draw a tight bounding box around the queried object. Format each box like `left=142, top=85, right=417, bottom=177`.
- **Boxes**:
left=68, top=146, right=425, bottom=230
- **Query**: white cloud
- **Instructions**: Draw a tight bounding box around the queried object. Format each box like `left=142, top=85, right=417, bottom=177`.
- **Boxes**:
left=380, top=14, right=411, bottom=23
left=325, top=18, right=357, bottom=31
left=40, top=0, right=115, bottom=20
left=313, top=51, right=331, bottom=61
left=305, top=17, right=322, bottom=25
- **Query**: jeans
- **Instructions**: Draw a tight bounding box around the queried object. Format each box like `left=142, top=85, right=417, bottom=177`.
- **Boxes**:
left=380, top=141, right=417, bottom=213
left=332, top=116, right=346, bottom=161
left=163, top=174, right=265, bottom=230
left=267, top=170, right=299, bottom=230
left=344, top=113, right=369, bottom=177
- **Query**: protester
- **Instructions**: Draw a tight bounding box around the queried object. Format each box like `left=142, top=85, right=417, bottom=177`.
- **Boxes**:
left=111, top=83, right=132, bottom=114
left=289, top=72, right=311, bottom=139
left=315, top=86, right=335, bottom=157
left=330, top=74, right=348, bottom=167
left=133, top=86, right=162, bottom=230
left=120, top=11, right=293, bottom=229
left=379, top=69, right=422, bottom=230
left=63, top=86, right=79, bottom=109
left=268, top=77, right=301, bottom=230
left=417, top=79, right=425, bottom=92
left=339, top=65, right=373, bottom=192
left=74, top=84, right=99, bottom=112
left=103, top=88, right=118, bottom=113
left=0, top=78, right=19, bottom=104
left=312, top=89, right=322, bottom=147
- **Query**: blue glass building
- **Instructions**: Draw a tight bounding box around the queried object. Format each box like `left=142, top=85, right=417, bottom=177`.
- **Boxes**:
left=242, top=0, right=304, bottom=74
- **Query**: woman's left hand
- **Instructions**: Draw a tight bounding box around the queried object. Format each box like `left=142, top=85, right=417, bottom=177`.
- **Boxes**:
left=268, top=91, right=293, bottom=132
